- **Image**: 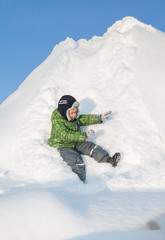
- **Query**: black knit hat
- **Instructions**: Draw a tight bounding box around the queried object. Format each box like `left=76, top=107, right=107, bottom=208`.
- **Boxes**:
left=58, top=95, right=80, bottom=121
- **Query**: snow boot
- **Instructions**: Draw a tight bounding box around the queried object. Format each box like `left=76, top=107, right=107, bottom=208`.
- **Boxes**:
left=107, top=152, right=121, bottom=167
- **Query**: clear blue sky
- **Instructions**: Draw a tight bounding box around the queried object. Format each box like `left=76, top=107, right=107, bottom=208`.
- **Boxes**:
left=1, top=0, right=165, bottom=104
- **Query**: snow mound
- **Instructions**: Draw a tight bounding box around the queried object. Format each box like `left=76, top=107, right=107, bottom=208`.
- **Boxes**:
left=0, top=16, right=165, bottom=191
left=1, top=16, right=165, bottom=240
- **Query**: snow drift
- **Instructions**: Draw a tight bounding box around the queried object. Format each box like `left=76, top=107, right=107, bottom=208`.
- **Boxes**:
left=0, top=16, right=165, bottom=240
left=0, top=16, right=165, bottom=189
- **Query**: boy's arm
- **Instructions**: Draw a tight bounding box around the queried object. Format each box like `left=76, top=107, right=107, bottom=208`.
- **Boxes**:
left=78, top=114, right=102, bottom=126
left=79, top=111, right=112, bottom=126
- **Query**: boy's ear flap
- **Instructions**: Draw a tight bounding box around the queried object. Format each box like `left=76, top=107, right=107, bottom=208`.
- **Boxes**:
left=66, top=109, right=71, bottom=121
left=76, top=108, right=80, bottom=118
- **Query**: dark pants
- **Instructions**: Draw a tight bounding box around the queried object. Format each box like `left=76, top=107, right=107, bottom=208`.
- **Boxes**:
left=58, top=141, right=109, bottom=182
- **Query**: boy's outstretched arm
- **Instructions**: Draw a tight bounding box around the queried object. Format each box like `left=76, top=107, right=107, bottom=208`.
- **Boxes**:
left=79, top=111, right=112, bottom=126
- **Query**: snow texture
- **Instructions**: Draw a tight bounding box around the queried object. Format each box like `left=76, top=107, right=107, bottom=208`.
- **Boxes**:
left=0, top=17, right=165, bottom=240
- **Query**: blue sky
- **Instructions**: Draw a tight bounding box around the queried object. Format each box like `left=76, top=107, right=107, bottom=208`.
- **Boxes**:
left=0, top=0, right=165, bottom=104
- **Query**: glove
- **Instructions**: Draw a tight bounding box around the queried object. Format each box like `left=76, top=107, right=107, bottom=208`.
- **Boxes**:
left=86, top=129, right=95, bottom=138
left=101, top=111, right=112, bottom=122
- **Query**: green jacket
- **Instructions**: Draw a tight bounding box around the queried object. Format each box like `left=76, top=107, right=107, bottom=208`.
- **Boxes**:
left=48, top=109, right=101, bottom=148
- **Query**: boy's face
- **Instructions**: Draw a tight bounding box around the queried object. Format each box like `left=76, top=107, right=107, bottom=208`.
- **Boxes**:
left=69, top=107, right=78, bottom=121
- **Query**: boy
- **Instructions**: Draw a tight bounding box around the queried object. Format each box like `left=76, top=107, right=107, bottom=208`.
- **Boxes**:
left=48, top=95, right=120, bottom=182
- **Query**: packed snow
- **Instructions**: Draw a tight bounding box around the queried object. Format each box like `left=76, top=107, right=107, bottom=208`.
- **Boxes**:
left=0, top=16, right=165, bottom=239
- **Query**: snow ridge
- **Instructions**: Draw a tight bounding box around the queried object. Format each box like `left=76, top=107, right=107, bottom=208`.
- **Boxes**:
left=0, top=17, right=165, bottom=190
left=1, top=17, right=165, bottom=240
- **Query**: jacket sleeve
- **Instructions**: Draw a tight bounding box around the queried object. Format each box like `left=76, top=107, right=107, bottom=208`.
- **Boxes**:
left=78, top=114, right=102, bottom=126
left=52, top=118, right=87, bottom=143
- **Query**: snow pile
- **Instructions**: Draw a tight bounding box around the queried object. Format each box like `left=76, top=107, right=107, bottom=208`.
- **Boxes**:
left=0, top=17, right=165, bottom=240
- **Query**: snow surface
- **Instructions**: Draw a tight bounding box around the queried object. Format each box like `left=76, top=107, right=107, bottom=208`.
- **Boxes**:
left=0, top=16, right=165, bottom=239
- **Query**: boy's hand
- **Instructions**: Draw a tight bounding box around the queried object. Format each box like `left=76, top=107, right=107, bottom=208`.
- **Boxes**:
left=86, top=129, right=95, bottom=137
left=101, top=111, right=112, bottom=122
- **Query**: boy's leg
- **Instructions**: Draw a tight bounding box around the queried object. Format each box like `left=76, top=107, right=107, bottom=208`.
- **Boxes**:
left=58, top=147, right=86, bottom=182
left=75, top=141, right=109, bottom=163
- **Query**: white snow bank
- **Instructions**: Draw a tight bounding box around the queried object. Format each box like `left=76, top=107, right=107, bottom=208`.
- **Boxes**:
left=0, top=188, right=165, bottom=240
left=0, top=17, right=165, bottom=190
left=0, top=16, right=165, bottom=240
